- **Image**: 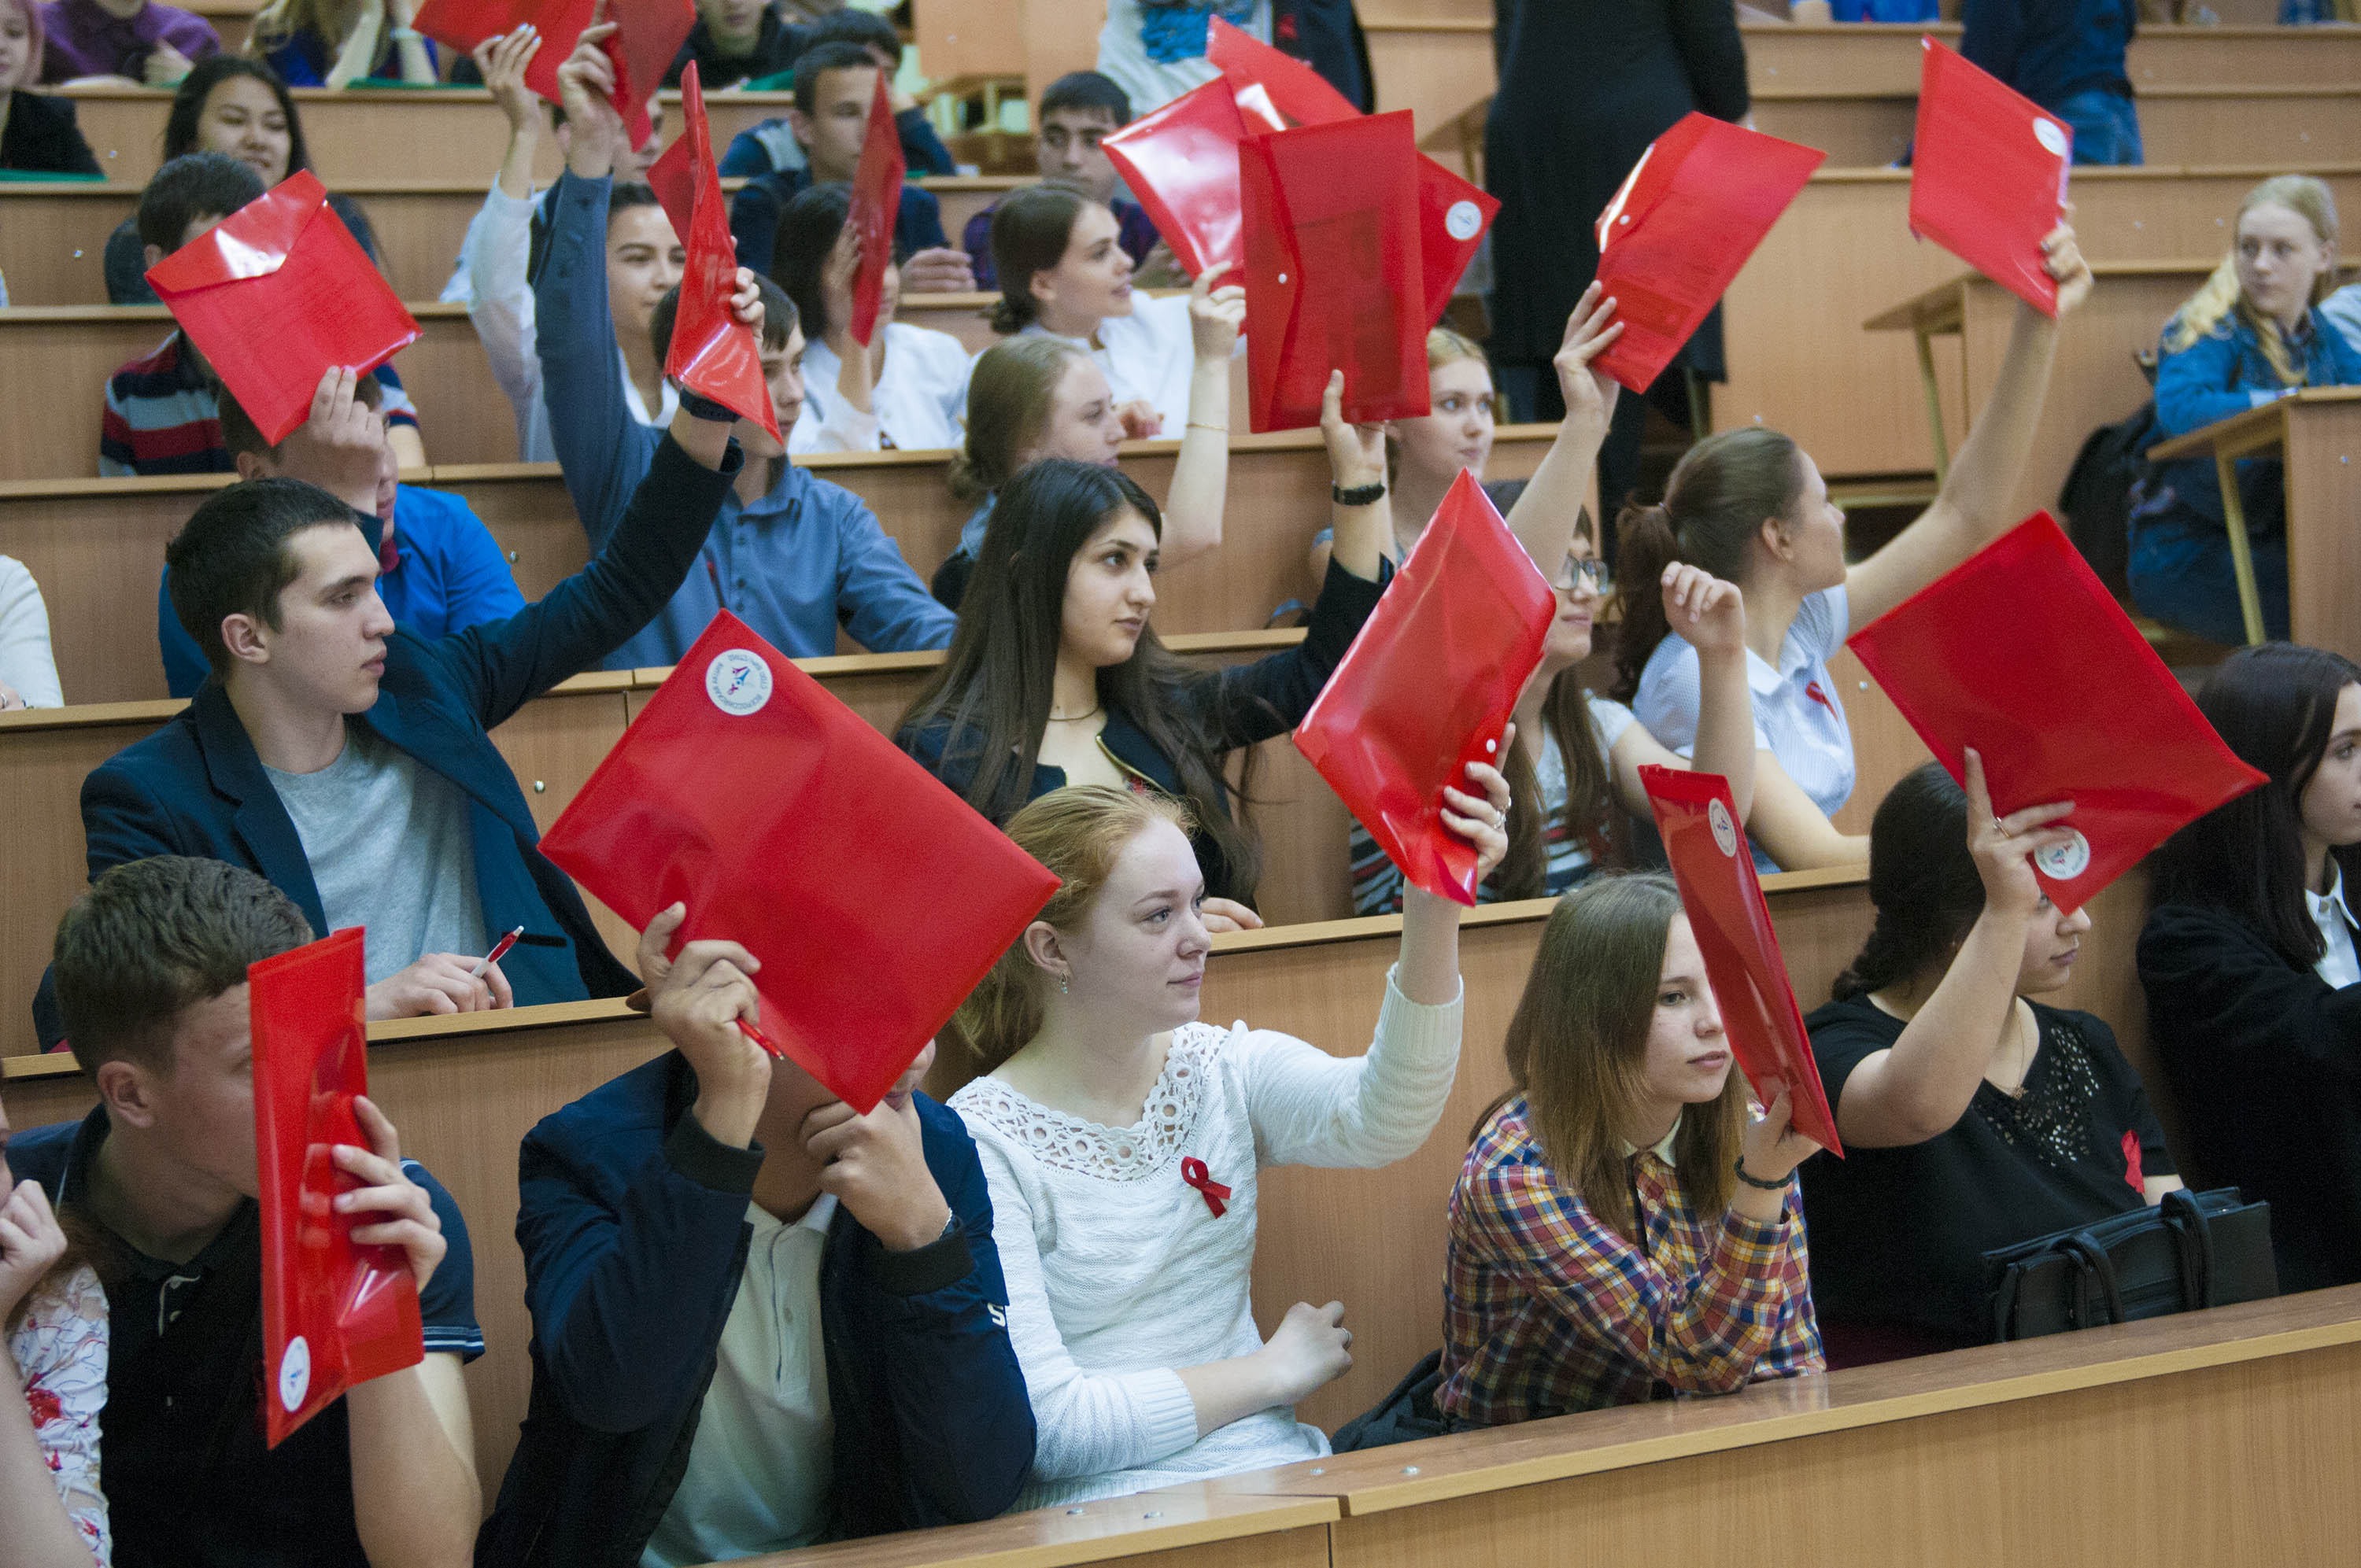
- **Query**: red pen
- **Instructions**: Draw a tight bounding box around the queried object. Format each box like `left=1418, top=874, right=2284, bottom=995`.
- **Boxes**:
left=470, top=925, right=523, bottom=980
left=735, top=1016, right=788, bottom=1061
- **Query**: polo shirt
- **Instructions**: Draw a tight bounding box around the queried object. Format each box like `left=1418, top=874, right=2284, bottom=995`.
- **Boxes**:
left=98, top=331, right=422, bottom=477
left=36, top=0, right=220, bottom=81
left=6, top=1106, right=484, bottom=1568
left=2310, top=862, right=2361, bottom=990
left=1634, top=583, right=1855, bottom=873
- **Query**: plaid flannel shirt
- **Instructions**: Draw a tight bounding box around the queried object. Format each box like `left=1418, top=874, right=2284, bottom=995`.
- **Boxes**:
left=1437, top=1096, right=1822, bottom=1425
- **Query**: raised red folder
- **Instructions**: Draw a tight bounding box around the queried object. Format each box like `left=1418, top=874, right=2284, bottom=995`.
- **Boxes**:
left=1641, top=768, right=1845, bottom=1157
left=412, top=0, right=692, bottom=149
left=845, top=69, right=904, bottom=347
left=1909, top=38, right=2071, bottom=315
left=648, top=64, right=778, bottom=440
left=146, top=171, right=420, bottom=446
left=1416, top=157, right=1498, bottom=333
left=251, top=928, right=423, bottom=1448
left=1241, top=112, right=1429, bottom=432
left=1206, top=16, right=1358, bottom=128
left=1295, top=473, right=1553, bottom=906
left=1846, top=512, right=2267, bottom=906
left=539, top=613, right=1061, bottom=1113
left=1590, top=113, right=1822, bottom=394
left=1102, top=78, right=1254, bottom=280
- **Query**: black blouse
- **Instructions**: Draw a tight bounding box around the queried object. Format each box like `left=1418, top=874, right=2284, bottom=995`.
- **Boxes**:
left=0, top=91, right=104, bottom=177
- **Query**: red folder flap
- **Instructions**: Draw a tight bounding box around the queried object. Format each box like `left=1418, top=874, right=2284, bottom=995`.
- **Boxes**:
left=1240, top=113, right=1428, bottom=433
left=1908, top=38, right=2071, bottom=316
left=652, top=65, right=778, bottom=440
left=1591, top=113, right=1822, bottom=394
left=1207, top=15, right=1358, bottom=128
left=846, top=69, right=904, bottom=348
left=416, top=0, right=690, bottom=149
left=1294, top=473, right=1552, bottom=905
left=411, top=0, right=542, bottom=68
left=146, top=170, right=420, bottom=446
left=1414, top=154, right=1497, bottom=332
left=1846, top=512, right=2267, bottom=905
left=250, top=927, right=424, bottom=1449
left=539, top=612, right=1062, bottom=1112
left=1102, top=78, right=1252, bottom=281
left=1639, top=768, right=1845, bottom=1157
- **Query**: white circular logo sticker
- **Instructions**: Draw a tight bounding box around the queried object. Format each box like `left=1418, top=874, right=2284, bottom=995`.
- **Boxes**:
left=2034, top=828, right=2092, bottom=882
left=279, top=1336, right=312, bottom=1413
left=2033, top=117, right=2069, bottom=157
left=1444, top=199, right=1483, bottom=242
left=704, top=649, right=773, bottom=717
left=1709, top=799, right=1738, bottom=859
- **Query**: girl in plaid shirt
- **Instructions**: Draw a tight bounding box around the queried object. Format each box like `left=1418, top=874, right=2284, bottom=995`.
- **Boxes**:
left=1438, top=875, right=1823, bottom=1423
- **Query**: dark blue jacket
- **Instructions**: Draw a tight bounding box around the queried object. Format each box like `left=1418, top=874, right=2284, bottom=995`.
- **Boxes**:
left=1961, top=0, right=2136, bottom=107
left=159, top=484, right=526, bottom=699
left=475, top=1052, right=1034, bottom=1568
left=719, top=106, right=959, bottom=179
left=730, top=169, right=949, bottom=279
left=2141, top=305, right=2361, bottom=531
left=49, top=436, right=737, bottom=1046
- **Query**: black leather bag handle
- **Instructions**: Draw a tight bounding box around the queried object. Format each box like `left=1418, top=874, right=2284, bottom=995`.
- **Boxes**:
left=2061, top=1231, right=2126, bottom=1327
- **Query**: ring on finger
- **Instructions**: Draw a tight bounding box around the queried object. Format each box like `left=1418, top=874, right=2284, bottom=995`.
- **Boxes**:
left=1993, top=815, right=2008, bottom=838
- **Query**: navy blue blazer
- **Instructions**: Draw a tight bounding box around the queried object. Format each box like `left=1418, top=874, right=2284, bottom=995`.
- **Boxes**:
left=47, top=436, right=740, bottom=1043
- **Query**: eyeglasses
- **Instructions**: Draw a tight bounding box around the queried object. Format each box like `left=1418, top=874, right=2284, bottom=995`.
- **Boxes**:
left=1553, top=557, right=1613, bottom=594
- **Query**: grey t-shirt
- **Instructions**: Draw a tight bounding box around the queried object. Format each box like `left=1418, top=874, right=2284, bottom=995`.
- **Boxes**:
left=265, top=722, right=490, bottom=983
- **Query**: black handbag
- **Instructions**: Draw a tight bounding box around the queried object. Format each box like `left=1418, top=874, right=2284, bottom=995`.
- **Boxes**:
left=1982, top=1186, right=2278, bottom=1343
left=1332, top=1349, right=1454, bottom=1451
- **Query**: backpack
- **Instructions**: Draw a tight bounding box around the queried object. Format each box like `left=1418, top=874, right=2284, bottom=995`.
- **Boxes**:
left=2057, top=399, right=2160, bottom=600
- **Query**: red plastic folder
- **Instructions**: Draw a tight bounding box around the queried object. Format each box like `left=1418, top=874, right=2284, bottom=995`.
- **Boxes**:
left=844, top=70, right=904, bottom=348
left=146, top=171, right=419, bottom=447
left=1640, top=769, right=1845, bottom=1158
left=1294, top=474, right=1553, bottom=905
left=1909, top=39, right=2071, bottom=315
left=250, top=928, right=424, bottom=1449
left=538, top=612, right=1062, bottom=1112
left=1846, top=513, right=2267, bottom=906
left=648, top=65, right=779, bottom=440
left=1103, top=78, right=1253, bottom=281
left=1589, top=113, right=1821, bottom=394
left=1415, top=157, right=1498, bottom=333
left=413, top=0, right=691, bottom=149
left=1241, top=113, right=1429, bottom=433
left=1206, top=16, right=1358, bottom=128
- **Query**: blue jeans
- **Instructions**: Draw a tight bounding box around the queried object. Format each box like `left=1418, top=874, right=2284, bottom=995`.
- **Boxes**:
left=2052, top=87, right=2144, bottom=167
left=2127, top=507, right=2289, bottom=646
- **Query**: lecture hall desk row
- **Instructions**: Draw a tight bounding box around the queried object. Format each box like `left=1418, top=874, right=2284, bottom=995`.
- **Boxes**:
left=0, top=426, right=1562, bottom=701
left=0, top=858, right=2183, bottom=1540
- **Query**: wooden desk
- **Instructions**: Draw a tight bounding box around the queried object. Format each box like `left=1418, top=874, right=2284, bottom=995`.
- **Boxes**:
left=1862, top=262, right=2224, bottom=511
left=1720, top=165, right=2361, bottom=481
left=2145, top=387, right=2361, bottom=653
left=720, top=1492, right=1334, bottom=1568
left=1741, top=20, right=2361, bottom=95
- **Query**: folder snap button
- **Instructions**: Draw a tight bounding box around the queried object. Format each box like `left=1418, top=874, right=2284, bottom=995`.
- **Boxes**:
left=533, top=780, right=545, bottom=793
left=1401, top=1465, right=1420, bottom=1474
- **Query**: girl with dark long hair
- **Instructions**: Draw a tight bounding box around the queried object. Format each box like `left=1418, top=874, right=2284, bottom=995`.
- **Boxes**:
left=2141, top=643, right=2361, bottom=1291
left=1802, top=757, right=2177, bottom=1361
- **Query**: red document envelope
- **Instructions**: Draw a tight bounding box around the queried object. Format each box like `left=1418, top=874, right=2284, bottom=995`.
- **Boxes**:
left=412, top=0, right=691, bottom=149
left=1909, top=39, right=2071, bottom=315
left=1206, top=15, right=1358, bottom=127
left=1640, top=768, right=1845, bottom=1157
left=250, top=927, right=424, bottom=1449
left=1103, top=78, right=1254, bottom=280
left=648, top=65, right=778, bottom=439
left=1846, top=512, right=2267, bottom=905
left=845, top=70, right=904, bottom=347
left=1294, top=473, right=1553, bottom=906
left=146, top=171, right=419, bottom=447
left=1241, top=112, right=1428, bottom=432
left=1415, top=156, right=1498, bottom=333
left=539, top=612, right=1061, bottom=1113
left=1590, top=113, right=1821, bottom=394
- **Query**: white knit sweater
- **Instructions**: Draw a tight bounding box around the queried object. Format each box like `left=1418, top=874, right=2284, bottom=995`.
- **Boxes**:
left=949, top=968, right=1464, bottom=1509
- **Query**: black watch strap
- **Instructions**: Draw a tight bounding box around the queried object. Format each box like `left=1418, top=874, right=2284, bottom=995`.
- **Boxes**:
left=677, top=387, right=739, bottom=423
left=1332, top=480, right=1386, bottom=507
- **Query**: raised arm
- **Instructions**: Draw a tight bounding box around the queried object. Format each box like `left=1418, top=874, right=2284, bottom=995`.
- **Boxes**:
left=1742, top=756, right=1870, bottom=871
left=1830, top=752, right=2078, bottom=1146
left=1502, top=282, right=1623, bottom=577
left=1155, top=263, right=1247, bottom=571
left=1609, top=568, right=1753, bottom=819
left=1846, top=226, right=2093, bottom=630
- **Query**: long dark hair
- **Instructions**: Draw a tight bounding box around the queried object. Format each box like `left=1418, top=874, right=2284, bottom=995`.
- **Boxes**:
left=988, top=185, right=1088, bottom=335
left=1831, top=763, right=1987, bottom=1002
left=2150, top=643, right=2361, bottom=968
left=164, top=56, right=312, bottom=175
left=772, top=181, right=903, bottom=346
left=1610, top=427, right=1802, bottom=703
left=1492, top=511, right=1618, bottom=901
left=896, top=459, right=1266, bottom=898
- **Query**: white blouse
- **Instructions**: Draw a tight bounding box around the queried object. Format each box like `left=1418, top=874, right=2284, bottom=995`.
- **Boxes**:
left=0, top=555, right=65, bottom=708
left=790, top=323, right=974, bottom=455
left=1020, top=293, right=1200, bottom=439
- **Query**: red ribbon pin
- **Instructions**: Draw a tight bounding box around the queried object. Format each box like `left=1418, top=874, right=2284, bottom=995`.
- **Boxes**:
left=1180, top=1157, right=1232, bottom=1218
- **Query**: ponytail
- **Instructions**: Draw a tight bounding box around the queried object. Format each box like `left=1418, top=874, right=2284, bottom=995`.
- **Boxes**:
left=1608, top=502, right=1679, bottom=704
left=1830, top=762, right=1986, bottom=1002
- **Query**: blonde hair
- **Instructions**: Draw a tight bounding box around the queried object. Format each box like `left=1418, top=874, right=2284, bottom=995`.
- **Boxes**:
left=1387, top=327, right=1502, bottom=478
left=950, top=337, right=1092, bottom=504
left=2163, top=175, right=2341, bottom=383
left=247, top=0, right=373, bottom=61
left=950, top=786, right=1195, bottom=1073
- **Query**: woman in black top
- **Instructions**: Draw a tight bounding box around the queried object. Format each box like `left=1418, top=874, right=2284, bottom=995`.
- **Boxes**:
left=900, top=372, right=1389, bottom=931
left=0, top=0, right=102, bottom=175
left=1801, top=758, right=2179, bottom=1361
left=2140, top=644, right=2361, bottom=1293
left=1484, top=0, right=1746, bottom=528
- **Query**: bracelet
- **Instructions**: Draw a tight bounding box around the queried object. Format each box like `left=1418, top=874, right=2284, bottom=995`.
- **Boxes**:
left=1731, top=1157, right=1787, bottom=1192
left=675, top=388, right=739, bottom=423
left=1185, top=421, right=1225, bottom=434
left=1332, top=480, right=1386, bottom=507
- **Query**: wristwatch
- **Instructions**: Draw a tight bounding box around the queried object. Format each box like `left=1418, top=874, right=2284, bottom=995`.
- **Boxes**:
left=1331, top=480, right=1386, bottom=507
left=676, top=388, right=739, bottom=423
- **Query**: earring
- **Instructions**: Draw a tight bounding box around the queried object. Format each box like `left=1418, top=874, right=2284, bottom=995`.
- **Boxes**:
left=1058, top=975, right=1070, bottom=995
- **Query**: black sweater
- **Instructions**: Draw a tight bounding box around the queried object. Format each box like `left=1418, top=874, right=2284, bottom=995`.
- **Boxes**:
left=2137, top=901, right=2361, bottom=1293
left=0, top=91, right=102, bottom=176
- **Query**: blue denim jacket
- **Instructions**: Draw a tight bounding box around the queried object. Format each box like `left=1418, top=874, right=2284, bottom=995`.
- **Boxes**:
left=534, top=172, right=956, bottom=669
left=2143, top=304, right=2361, bottom=529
